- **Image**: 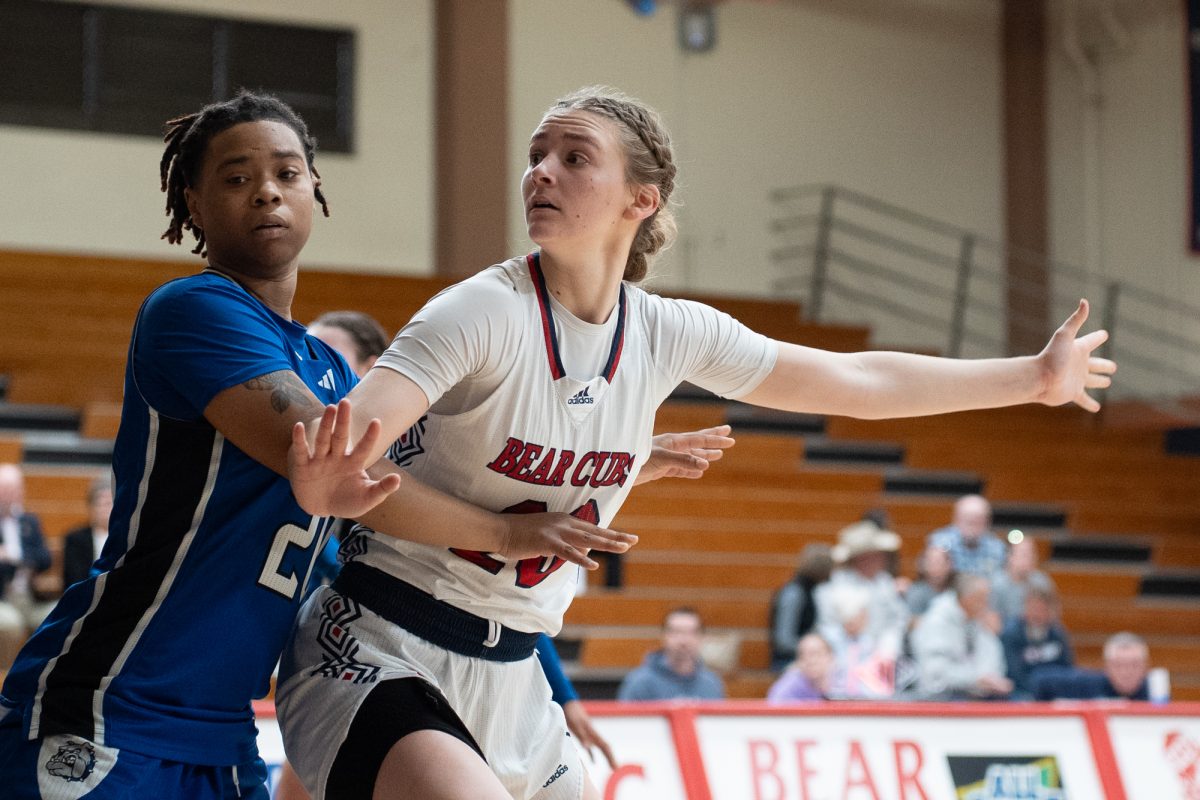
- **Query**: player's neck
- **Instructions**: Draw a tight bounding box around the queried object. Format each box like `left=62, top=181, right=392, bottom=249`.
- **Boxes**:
left=204, top=260, right=298, bottom=321
left=536, top=249, right=623, bottom=324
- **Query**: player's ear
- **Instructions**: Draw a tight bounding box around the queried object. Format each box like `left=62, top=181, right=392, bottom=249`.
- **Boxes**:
left=625, top=183, right=659, bottom=222
left=184, top=187, right=204, bottom=231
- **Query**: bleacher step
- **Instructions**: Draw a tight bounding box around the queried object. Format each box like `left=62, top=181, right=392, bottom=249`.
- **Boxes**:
left=1051, top=537, right=1153, bottom=564
left=1141, top=571, right=1200, bottom=599
left=725, top=404, right=826, bottom=435
left=992, top=502, right=1067, bottom=530
left=883, top=467, right=983, bottom=496
left=21, top=432, right=113, bottom=467
left=802, top=437, right=904, bottom=465
left=0, top=402, right=80, bottom=432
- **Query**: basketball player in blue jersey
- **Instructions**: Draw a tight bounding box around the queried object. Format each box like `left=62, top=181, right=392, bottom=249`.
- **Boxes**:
left=281, top=87, right=1117, bottom=800
left=0, top=92, right=670, bottom=800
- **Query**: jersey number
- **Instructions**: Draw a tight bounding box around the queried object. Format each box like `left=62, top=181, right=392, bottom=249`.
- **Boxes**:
left=257, top=522, right=317, bottom=600
left=450, top=500, right=599, bottom=589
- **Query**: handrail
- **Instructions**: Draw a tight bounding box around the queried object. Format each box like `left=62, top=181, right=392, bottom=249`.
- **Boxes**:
left=770, top=184, right=1200, bottom=400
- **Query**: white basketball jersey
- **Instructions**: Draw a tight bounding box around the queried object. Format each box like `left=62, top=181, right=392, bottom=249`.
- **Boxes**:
left=351, top=254, right=776, bottom=634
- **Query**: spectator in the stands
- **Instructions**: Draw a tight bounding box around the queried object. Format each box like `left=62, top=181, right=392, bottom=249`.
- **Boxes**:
left=768, top=542, right=834, bottom=671
left=61, top=475, right=114, bottom=590
left=1000, top=586, right=1074, bottom=698
left=0, top=463, right=53, bottom=668
left=1032, top=631, right=1152, bottom=701
left=767, top=632, right=834, bottom=703
left=990, top=535, right=1056, bottom=624
left=617, top=607, right=725, bottom=701
left=308, top=310, right=389, bottom=377
left=904, top=543, right=957, bottom=618
left=928, top=494, right=1007, bottom=578
left=863, top=507, right=909, bottom=593
left=815, top=519, right=909, bottom=659
left=820, top=583, right=894, bottom=699
left=911, top=573, right=1012, bottom=700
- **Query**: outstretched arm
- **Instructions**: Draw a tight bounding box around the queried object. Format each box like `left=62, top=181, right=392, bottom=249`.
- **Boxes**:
left=740, top=300, right=1115, bottom=418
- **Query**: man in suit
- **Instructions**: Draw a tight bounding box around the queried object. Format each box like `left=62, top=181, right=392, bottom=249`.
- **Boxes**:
left=0, top=463, right=52, bottom=668
left=62, top=476, right=113, bottom=590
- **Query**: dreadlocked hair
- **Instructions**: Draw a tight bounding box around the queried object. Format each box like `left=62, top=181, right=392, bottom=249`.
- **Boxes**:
left=160, top=90, right=329, bottom=257
left=549, top=87, right=677, bottom=283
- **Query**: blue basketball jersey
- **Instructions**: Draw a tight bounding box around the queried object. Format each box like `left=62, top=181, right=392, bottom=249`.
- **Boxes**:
left=0, top=272, right=356, bottom=766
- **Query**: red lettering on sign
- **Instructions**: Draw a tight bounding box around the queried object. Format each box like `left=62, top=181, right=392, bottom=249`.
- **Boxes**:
left=843, top=740, right=881, bottom=800
left=748, top=740, right=785, bottom=800
left=604, top=764, right=646, bottom=800
left=893, top=740, right=929, bottom=800
left=795, top=739, right=819, bottom=800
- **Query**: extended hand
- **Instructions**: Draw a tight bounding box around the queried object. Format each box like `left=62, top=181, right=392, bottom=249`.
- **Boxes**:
left=498, top=512, right=637, bottom=570
left=562, top=699, right=618, bottom=771
left=1036, top=300, right=1117, bottom=412
left=634, top=425, right=736, bottom=485
left=288, top=399, right=402, bottom=517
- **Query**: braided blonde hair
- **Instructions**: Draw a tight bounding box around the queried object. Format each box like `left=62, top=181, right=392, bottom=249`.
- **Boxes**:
left=549, top=87, right=677, bottom=283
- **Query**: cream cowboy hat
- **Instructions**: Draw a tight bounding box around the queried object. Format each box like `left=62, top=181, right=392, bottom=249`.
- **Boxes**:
left=831, top=520, right=901, bottom=563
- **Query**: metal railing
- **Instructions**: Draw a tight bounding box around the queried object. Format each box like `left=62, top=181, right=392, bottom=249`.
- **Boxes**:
left=770, top=184, right=1200, bottom=402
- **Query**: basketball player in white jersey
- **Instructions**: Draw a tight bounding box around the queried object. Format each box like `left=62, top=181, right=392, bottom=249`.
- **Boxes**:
left=278, top=87, right=1116, bottom=800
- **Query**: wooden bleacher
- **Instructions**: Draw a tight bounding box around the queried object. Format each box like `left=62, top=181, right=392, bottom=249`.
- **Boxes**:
left=559, top=396, right=1200, bottom=700
left=3, top=247, right=1199, bottom=701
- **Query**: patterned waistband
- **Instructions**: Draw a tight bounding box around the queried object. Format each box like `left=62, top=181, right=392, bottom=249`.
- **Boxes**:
left=331, top=561, right=540, bottom=663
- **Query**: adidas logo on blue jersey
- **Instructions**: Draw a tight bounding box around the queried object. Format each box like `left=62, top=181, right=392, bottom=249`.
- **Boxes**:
left=566, top=386, right=594, bottom=405
left=317, top=369, right=336, bottom=390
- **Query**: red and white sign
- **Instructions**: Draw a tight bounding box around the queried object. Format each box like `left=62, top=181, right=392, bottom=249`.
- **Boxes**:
left=693, top=707, right=1106, bottom=800
left=584, top=713, right=691, bottom=800
left=1109, top=711, right=1200, bottom=800
left=254, top=699, right=1200, bottom=799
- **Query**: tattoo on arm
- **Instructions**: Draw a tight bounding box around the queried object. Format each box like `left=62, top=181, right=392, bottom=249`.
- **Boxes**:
left=243, top=371, right=324, bottom=415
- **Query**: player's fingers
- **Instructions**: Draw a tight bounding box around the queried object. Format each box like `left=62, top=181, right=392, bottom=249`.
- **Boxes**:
left=362, top=473, right=402, bottom=508
left=376, top=472, right=403, bottom=493
left=1089, top=355, right=1117, bottom=375
left=559, top=544, right=598, bottom=570
left=291, top=421, right=312, bottom=463
left=695, top=430, right=735, bottom=449
left=1059, top=298, right=1089, bottom=336
left=349, top=417, right=384, bottom=465
left=1085, top=373, right=1111, bottom=390
left=1077, top=328, right=1108, bottom=354
left=573, top=521, right=637, bottom=551
left=596, top=736, right=618, bottom=771
left=1076, top=391, right=1101, bottom=413
left=312, top=404, right=337, bottom=457
left=329, top=399, right=354, bottom=456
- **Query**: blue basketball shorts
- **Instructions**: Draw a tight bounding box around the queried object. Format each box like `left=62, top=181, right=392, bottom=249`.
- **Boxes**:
left=0, top=709, right=270, bottom=800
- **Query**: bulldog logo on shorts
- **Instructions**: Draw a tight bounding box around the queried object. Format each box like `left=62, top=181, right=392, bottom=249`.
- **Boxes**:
left=45, top=740, right=96, bottom=782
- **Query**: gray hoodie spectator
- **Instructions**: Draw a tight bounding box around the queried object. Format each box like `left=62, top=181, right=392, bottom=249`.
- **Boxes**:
left=617, top=608, right=725, bottom=701
left=911, top=574, right=1012, bottom=700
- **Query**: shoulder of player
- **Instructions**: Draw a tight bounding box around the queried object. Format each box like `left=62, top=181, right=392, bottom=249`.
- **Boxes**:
left=624, top=286, right=727, bottom=331
left=139, top=272, right=265, bottom=323
left=422, top=258, right=533, bottom=319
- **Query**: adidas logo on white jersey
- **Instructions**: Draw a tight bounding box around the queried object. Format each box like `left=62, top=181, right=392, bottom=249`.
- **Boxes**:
left=566, top=386, right=594, bottom=405
left=317, top=369, right=336, bottom=391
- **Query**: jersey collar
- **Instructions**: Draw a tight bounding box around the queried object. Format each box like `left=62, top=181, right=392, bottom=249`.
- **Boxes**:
left=526, top=252, right=626, bottom=383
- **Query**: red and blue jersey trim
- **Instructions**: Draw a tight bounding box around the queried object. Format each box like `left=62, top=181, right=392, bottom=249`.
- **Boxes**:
left=526, top=252, right=626, bottom=383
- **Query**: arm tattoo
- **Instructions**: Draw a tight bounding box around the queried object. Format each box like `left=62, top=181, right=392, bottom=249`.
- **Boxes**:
left=243, top=371, right=324, bottom=415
